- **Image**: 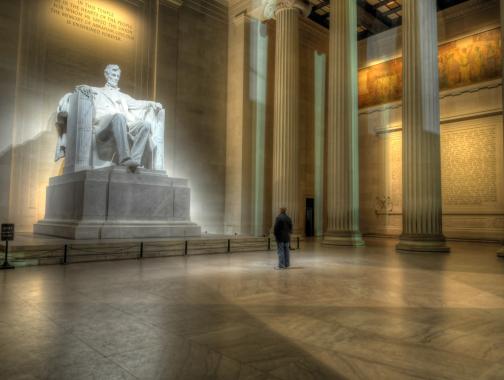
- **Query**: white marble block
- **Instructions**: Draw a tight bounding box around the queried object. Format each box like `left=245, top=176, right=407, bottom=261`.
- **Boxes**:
left=34, top=167, right=201, bottom=239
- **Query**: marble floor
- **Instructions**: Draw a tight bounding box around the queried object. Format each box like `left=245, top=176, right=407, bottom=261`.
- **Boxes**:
left=1, top=239, right=503, bottom=380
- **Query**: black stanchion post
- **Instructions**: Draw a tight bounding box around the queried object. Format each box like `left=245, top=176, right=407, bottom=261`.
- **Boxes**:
left=184, top=240, right=188, bottom=255
left=62, top=244, right=68, bottom=265
left=1, top=224, right=15, bottom=270
left=1, top=241, right=14, bottom=270
left=139, top=242, right=144, bottom=259
left=227, top=239, right=231, bottom=253
left=297, top=236, right=300, bottom=250
left=267, top=237, right=271, bottom=251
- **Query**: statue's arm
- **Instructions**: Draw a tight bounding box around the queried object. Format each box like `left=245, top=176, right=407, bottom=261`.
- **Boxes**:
left=54, top=92, right=73, bottom=161
left=126, top=94, right=163, bottom=112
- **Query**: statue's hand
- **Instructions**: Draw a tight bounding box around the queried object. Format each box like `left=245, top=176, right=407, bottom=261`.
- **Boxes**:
left=75, top=85, right=95, bottom=100
left=151, top=101, right=163, bottom=112
left=75, top=84, right=90, bottom=92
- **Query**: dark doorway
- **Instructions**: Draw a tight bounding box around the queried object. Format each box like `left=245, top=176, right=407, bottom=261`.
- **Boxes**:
left=305, top=198, right=314, bottom=237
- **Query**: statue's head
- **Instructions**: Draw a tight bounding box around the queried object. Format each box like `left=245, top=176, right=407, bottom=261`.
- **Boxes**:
left=104, top=64, right=121, bottom=88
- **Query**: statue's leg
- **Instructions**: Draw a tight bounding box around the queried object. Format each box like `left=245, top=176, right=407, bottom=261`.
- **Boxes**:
left=153, top=110, right=165, bottom=170
left=130, top=122, right=150, bottom=164
left=110, top=114, right=131, bottom=163
left=137, top=108, right=164, bottom=170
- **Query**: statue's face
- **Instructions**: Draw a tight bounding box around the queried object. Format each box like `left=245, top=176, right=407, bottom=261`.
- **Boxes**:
left=106, top=68, right=121, bottom=88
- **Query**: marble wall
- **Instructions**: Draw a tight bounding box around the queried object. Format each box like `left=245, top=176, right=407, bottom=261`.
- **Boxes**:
left=358, top=0, right=504, bottom=241
left=225, top=2, right=329, bottom=235
left=1, top=0, right=502, bottom=241
left=226, top=0, right=503, bottom=242
left=0, top=0, right=227, bottom=233
left=168, top=1, right=227, bottom=233
left=0, top=2, right=21, bottom=229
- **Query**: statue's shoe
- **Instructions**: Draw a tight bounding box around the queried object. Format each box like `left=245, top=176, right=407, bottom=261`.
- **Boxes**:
left=121, top=159, right=140, bottom=171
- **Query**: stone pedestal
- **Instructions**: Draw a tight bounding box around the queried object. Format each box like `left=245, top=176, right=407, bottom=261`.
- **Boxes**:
left=396, top=0, right=449, bottom=253
left=34, top=167, right=201, bottom=239
left=323, top=0, right=364, bottom=247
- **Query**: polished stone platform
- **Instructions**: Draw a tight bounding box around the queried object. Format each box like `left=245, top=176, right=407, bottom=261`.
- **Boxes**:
left=1, top=239, right=503, bottom=379
left=34, top=167, right=201, bottom=239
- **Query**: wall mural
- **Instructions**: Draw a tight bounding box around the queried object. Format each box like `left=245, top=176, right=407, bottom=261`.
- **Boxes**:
left=358, top=28, right=502, bottom=109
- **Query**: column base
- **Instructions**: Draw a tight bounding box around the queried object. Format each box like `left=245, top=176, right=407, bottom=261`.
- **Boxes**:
left=497, top=246, right=504, bottom=258
left=396, top=235, right=450, bottom=253
left=322, top=232, right=365, bottom=247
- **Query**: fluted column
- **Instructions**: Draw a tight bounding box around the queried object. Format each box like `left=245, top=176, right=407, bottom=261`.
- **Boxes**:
left=323, top=0, right=364, bottom=246
left=264, top=0, right=311, bottom=233
left=498, top=0, right=504, bottom=258
left=396, top=0, right=449, bottom=253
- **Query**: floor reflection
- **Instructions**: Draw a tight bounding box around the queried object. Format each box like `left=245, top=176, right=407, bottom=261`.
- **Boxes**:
left=0, top=240, right=503, bottom=379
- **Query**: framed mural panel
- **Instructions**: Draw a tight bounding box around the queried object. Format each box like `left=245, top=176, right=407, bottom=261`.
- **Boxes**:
left=359, top=28, right=502, bottom=109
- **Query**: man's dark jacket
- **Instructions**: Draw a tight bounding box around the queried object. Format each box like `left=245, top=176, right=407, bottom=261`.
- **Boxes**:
left=274, top=212, right=293, bottom=243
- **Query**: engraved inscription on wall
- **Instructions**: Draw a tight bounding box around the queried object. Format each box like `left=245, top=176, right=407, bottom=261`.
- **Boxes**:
left=441, top=124, right=497, bottom=206
left=389, top=131, right=402, bottom=209
left=50, top=0, right=135, bottom=42
left=376, top=130, right=402, bottom=213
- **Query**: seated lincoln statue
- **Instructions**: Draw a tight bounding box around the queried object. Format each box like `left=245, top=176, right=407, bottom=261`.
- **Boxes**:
left=55, top=64, right=165, bottom=172
left=34, top=64, right=201, bottom=239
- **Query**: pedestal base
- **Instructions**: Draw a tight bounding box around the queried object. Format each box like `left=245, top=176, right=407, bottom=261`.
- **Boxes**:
left=396, top=235, right=450, bottom=253
left=497, top=246, right=504, bottom=258
left=322, top=232, right=365, bottom=247
left=34, top=221, right=201, bottom=240
left=34, top=167, right=201, bottom=239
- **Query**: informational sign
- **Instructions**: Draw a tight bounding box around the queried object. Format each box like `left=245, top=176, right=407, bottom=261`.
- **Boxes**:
left=1, top=224, right=14, bottom=242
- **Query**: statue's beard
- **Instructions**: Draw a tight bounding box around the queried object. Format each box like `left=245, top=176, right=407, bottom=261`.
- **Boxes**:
left=106, top=77, right=120, bottom=88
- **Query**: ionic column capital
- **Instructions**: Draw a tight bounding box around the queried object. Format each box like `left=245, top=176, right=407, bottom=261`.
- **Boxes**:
left=262, top=0, right=312, bottom=20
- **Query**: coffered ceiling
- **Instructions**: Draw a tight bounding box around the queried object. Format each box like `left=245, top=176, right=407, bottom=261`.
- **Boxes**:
left=307, top=0, right=470, bottom=39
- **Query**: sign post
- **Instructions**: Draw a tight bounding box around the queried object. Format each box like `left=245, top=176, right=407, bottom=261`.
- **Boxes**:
left=1, top=224, right=15, bottom=270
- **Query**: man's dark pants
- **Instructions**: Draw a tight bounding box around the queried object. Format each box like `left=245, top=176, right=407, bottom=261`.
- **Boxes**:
left=276, top=241, right=290, bottom=268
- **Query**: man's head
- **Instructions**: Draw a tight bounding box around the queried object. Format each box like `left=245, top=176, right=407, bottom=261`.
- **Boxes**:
left=104, top=64, right=121, bottom=88
left=279, top=207, right=287, bottom=214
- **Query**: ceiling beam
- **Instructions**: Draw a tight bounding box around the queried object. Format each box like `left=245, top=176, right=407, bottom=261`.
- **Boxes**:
left=356, top=0, right=394, bottom=27
left=379, top=7, right=401, bottom=18
left=306, top=0, right=470, bottom=40
left=308, top=11, right=330, bottom=28
left=372, top=0, right=395, bottom=7
left=357, top=4, right=389, bottom=34
left=438, top=0, right=469, bottom=10
left=312, top=0, right=329, bottom=12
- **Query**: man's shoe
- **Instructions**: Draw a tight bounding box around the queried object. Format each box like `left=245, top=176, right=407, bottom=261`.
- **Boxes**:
left=274, top=266, right=285, bottom=270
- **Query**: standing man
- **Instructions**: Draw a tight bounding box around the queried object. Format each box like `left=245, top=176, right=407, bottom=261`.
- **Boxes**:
left=273, top=207, right=293, bottom=270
